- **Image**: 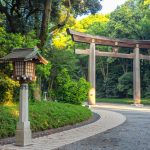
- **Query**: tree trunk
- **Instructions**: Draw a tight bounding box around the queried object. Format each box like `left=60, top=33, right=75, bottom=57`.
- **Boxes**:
left=39, top=0, right=52, bottom=47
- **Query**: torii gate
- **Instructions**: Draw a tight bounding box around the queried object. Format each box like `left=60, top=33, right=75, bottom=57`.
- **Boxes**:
left=67, top=29, right=150, bottom=105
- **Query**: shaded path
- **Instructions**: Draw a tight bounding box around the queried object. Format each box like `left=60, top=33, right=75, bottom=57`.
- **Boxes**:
left=58, top=103, right=150, bottom=150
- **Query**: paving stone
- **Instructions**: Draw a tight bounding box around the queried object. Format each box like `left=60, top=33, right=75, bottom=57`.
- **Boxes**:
left=59, top=103, right=150, bottom=150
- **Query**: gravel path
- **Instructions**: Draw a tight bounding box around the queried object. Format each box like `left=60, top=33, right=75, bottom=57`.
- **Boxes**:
left=58, top=103, right=150, bottom=150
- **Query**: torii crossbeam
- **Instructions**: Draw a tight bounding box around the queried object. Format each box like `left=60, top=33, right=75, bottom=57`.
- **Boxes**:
left=67, top=29, right=150, bottom=105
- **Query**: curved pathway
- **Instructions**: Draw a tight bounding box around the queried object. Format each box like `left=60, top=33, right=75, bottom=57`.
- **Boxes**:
left=0, top=106, right=125, bottom=150
left=59, top=103, right=150, bottom=150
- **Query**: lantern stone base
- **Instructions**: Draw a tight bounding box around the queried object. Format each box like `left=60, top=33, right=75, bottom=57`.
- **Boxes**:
left=16, top=122, right=32, bottom=146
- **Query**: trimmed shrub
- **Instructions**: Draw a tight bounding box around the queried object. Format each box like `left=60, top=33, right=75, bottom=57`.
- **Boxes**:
left=0, top=102, right=92, bottom=139
left=55, top=68, right=90, bottom=104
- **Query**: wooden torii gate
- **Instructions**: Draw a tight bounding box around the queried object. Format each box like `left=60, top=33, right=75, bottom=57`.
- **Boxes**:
left=67, top=29, right=150, bottom=105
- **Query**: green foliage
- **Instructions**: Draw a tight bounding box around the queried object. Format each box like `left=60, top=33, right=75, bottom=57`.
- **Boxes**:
left=77, top=78, right=91, bottom=102
left=97, top=98, right=134, bottom=104
left=107, top=0, right=150, bottom=40
left=0, top=102, right=92, bottom=138
left=0, top=0, right=102, bottom=47
left=87, top=22, right=108, bottom=36
left=36, top=63, right=51, bottom=79
left=51, top=14, right=109, bottom=49
left=144, top=0, right=150, bottom=5
left=107, top=4, right=141, bottom=39
left=31, top=63, right=52, bottom=100
left=0, top=27, right=39, bottom=103
left=56, top=68, right=90, bottom=104
left=0, top=27, right=39, bottom=58
left=74, top=14, right=109, bottom=32
left=91, top=0, right=150, bottom=98
left=0, top=105, right=18, bottom=138
left=46, top=49, right=80, bottom=98
left=117, top=72, right=133, bottom=97
left=97, top=98, right=150, bottom=105
left=49, top=49, right=79, bottom=77
left=143, top=70, right=150, bottom=98
left=1, top=0, right=150, bottom=102
left=0, top=72, right=19, bottom=103
left=104, top=74, right=119, bottom=98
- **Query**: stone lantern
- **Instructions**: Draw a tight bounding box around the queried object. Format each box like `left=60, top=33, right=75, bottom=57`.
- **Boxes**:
left=0, top=47, right=48, bottom=146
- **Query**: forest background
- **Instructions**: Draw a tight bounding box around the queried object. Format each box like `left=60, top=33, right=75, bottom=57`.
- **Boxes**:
left=0, top=0, right=150, bottom=104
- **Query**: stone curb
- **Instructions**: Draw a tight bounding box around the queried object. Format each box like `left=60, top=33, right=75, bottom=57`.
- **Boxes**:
left=0, top=108, right=126, bottom=150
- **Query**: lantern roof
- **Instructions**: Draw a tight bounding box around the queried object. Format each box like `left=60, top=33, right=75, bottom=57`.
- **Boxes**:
left=0, top=47, right=48, bottom=65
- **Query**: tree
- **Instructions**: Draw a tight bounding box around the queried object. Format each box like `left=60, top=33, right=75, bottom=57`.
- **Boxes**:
left=31, top=62, right=51, bottom=101
left=0, top=72, right=19, bottom=103
left=107, top=0, right=150, bottom=40
left=117, top=72, right=133, bottom=97
left=0, top=26, right=39, bottom=102
left=56, top=68, right=90, bottom=104
left=0, top=0, right=103, bottom=47
left=47, top=49, right=79, bottom=91
left=107, top=0, right=150, bottom=98
left=144, top=0, right=150, bottom=5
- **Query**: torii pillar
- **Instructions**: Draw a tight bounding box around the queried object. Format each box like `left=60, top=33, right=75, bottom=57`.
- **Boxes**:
left=88, top=39, right=96, bottom=105
left=133, top=44, right=141, bottom=104
left=67, top=29, right=150, bottom=106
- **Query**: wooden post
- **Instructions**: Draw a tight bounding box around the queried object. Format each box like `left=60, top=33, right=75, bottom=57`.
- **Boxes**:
left=88, top=40, right=96, bottom=105
left=133, top=44, right=141, bottom=104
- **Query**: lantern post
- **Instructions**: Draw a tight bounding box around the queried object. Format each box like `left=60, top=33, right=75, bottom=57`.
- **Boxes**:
left=14, top=61, right=36, bottom=146
left=0, top=48, right=48, bottom=146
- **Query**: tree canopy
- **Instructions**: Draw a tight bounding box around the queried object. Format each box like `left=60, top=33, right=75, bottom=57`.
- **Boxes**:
left=0, top=0, right=102, bottom=47
left=1, top=0, right=150, bottom=103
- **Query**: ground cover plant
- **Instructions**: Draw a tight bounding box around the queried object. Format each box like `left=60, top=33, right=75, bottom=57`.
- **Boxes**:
left=0, top=102, right=92, bottom=139
left=97, top=98, right=150, bottom=105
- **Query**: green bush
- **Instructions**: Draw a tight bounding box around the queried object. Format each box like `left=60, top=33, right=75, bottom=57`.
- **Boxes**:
left=0, top=102, right=92, bottom=138
left=117, top=72, right=133, bottom=97
left=0, top=72, right=19, bottom=103
left=143, top=71, right=150, bottom=98
left=56, top=68, right=90, bottom=104
left=0, top=27, right=39, bottom=103
left=0, top=105, right=18, bottom=138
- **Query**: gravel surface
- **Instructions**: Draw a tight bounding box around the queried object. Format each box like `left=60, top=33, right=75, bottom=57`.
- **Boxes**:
left=58, top=106, right=150, bottom=150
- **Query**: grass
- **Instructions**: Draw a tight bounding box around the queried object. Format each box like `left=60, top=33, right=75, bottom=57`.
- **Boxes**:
left=97, top=98, right=150, bottom=105
left=0, top=101, right=92, bottom=139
